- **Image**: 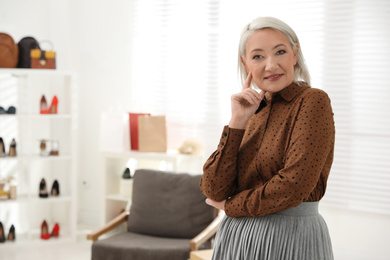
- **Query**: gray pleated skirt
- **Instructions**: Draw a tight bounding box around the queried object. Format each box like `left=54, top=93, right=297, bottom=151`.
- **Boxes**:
left=212, top=202, right=333, bottom=260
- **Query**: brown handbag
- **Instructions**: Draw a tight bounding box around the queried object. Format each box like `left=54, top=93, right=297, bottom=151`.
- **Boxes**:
left=30, top=49, right=56, bottom=69
left=0, top=33, right=19, bottom=68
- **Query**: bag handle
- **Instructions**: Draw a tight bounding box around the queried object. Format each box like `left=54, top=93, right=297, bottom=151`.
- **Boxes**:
left=39, top=40, right=54, bottom=50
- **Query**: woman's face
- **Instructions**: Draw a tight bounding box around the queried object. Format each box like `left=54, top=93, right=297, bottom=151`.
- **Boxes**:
left=243, top=29, right=298, bottom=93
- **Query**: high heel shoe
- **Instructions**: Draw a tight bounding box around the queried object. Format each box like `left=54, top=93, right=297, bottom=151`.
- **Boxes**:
left=49, top=96, right=58, bottom=114
left=7, top=224, right=15, bottom=241
left=39, top=178, right=49, bottom=198
left=51, top=223, right=60, bottom=238
left=40, top=95, right=49, bottom=114
left=8, top=138, right=16, bottom=157
left=0, top=137, right=6, bottom=157
left=51, top=180, right=60, bottom=196
left=41, top=220, right=50, bottom=240
left=0, top=222, right=5, bottom=243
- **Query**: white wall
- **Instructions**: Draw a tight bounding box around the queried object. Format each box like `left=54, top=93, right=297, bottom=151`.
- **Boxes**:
left=69, top=0, right=134, bottom=226
left=1, top=1, right=389, bottom=259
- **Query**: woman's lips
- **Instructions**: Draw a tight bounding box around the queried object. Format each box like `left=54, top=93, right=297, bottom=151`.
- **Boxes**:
left=264, top=74, right=283, bottom=81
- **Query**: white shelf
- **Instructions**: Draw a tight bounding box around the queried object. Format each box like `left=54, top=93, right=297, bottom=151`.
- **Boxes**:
left=101, top=149, right=194, bottom=160
left=0, top=69, right=78, bottom=246
left=0, top=155, right=71, bottom=161
left=0, top=114, right=71, bottom=119
left=0, top=68, right=75, bottom=77
left=106, top=194, right=131, bottom=202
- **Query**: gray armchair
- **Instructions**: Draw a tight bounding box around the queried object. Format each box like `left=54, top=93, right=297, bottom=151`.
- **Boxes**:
left=87, top=169, right=223, bottom=260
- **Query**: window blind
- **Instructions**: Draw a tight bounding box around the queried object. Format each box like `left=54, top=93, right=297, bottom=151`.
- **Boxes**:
left=128, top=0, right=390, bottom=214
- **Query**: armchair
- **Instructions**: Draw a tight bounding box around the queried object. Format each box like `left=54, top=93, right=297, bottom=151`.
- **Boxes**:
left=87, top=169, right=224, bottom=260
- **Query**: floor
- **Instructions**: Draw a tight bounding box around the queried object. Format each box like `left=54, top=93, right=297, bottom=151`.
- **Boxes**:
left=1, top=239, right=389, bottom=260
left=1, top=239, right=92, bottom=260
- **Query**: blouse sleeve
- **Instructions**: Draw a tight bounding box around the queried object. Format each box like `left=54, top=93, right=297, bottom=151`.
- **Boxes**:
left=200, top=126, right=245, bottom=201
left=224, top=89, right=335, bottom=218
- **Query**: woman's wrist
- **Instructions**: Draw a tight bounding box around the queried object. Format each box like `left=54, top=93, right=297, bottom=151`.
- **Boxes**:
left=229, top=118, right=247, bottom=129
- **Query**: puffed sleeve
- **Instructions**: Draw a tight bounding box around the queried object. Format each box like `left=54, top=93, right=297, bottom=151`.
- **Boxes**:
left=200, top=126, right=245, bottom=201
left=224, top=89, right=335, bottom=218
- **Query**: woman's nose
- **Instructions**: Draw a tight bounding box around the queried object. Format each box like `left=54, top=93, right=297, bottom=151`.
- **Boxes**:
left=265, top=57, right=277, bottom=71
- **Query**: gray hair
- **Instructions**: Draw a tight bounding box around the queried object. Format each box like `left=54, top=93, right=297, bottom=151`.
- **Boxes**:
left=238, top=17, right=311, bottom=87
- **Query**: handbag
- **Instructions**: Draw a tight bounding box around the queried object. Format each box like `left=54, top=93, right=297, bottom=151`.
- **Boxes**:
left=0, top=33, right=19, bottom=68
left=30, top=49, right=56, bottom=69
left=17, top=36, right=40, bottom=68
left=138, top=115, right=167, bottom=153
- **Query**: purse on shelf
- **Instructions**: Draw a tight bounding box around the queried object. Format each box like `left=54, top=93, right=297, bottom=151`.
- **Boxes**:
left=30, top=40, right=56, bottom=69
left=0, top=32, right=19, bottom=68
left=17, top=36, right=40, bottom=68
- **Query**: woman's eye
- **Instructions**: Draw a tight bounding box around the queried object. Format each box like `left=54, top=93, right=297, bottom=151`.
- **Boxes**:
left=276, top=50, right=286, bottom=55
left=253, top=55, right=263, bottom=60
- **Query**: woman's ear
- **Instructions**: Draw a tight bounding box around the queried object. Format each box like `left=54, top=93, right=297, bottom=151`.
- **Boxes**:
left=293, top=43, right=299, bottom=65
left=240, top=56, right=249, bottom=72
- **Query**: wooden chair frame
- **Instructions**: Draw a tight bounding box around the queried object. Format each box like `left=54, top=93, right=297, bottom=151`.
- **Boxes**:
left=87, top=209, right=224, bottom=251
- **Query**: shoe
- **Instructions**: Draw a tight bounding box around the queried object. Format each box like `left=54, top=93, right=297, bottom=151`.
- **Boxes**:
left=49, top=96, right=58, bottom=114
left=40, top=95, right=49, bottom=114
left=41, top=220, right=50, bottom=240
left=51, top=223, right=60, bottom=238
left=50, top=140, right=59, bottom=156
left=8, top=138, right=16, bottom=157
left=39, top=139, right=50, bottom=156
left=0, top=106, right=16, bottom=114
left=39, top=178, right=49, bottom=198
left=122, top=168, right=131, bottom=179
left=51, top=180, right=60, bottom=196
left=0, top=222, right=5, bottom=243
left=6, top=106, right=16, bottom=114
left=7, top=224, right=15, bottom=241
left=0, top=137, right=5, bottom=157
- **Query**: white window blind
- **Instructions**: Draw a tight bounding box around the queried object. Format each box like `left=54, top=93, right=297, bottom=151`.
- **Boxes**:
left=128, top=0, right=390, bottom=214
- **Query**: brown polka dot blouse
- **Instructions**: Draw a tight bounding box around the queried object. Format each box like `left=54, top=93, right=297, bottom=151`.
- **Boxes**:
left=200, top=82, right=335, bottom=218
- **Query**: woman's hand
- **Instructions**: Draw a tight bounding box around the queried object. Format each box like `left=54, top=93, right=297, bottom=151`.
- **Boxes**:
left=229, top=72, right=265, bottom=129
left=205, top=198, right=226, bottom=211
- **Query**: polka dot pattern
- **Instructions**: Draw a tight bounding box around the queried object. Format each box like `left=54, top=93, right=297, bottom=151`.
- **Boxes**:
left=200, top=82, right=335, bottom=218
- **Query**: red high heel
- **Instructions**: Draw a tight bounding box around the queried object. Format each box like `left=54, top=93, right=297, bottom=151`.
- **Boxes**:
left=40, top=95, right=58, bottom=114
left=49, top=96, right=58, bottom=114
left=51, top=223, right=60, bottom=238
left=41, top=220, right=50, bottom=240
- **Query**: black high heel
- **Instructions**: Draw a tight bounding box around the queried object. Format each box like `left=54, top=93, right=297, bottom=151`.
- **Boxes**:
left=51, top=180, right=60, bottom=196
left=7, top=224, right=15, bottom=241
left=39, top=178, right=48, bottom=198
left=0, top=222, right=5, bottom=243
left=0, top=137, right=5, bottom=157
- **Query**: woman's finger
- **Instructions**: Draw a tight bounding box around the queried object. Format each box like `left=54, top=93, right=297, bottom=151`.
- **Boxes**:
left=243, top=72, right=252, bottom=89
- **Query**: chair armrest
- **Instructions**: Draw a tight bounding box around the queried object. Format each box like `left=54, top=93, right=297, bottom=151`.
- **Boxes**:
left=189, top=210, right=225, bottom=251
left=87, top=210, right=130, bottom=242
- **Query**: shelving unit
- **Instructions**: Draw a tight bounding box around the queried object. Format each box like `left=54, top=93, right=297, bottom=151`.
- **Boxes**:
left=100, top=150, right=204, bottom=227
left=0, top=69, right=78, bottom=246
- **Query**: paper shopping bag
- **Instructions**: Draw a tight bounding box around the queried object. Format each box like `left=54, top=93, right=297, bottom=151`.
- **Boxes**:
left=129, top=113, right=150, bottom=150
left=138, top=115, right=167, bottom=152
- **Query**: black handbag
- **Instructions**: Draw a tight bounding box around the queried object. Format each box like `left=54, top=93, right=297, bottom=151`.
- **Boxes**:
left=17, top=36, right=40, bottom=68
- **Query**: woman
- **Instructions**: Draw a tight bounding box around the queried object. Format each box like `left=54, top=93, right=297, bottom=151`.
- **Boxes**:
left=200, top=17, right=335, bottom=260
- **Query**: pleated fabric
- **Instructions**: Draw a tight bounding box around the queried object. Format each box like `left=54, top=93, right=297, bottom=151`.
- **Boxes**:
left=212, top=202, right=333, bottom=260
